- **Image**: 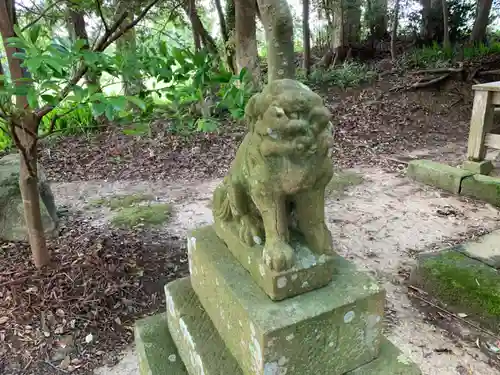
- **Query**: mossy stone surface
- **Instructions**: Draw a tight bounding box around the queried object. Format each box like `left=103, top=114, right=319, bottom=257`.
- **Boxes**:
left=110, top=203, right=172, bottom=228
left=134, top=313, right=186, bottom=375
left=165, top=277, right=242, bottom=375
left=462, top=160, right=493, bottom=175
left=406, top=159, right=473, bottom=194
left=410, top=249, right=500, bottom=333
left=214, top=220, right=336, bottom=301
left=0, top=154, right=55, bottom=241
left=346, top=337, right=421, bottom=375
left=452, top=229, right=500, bottom=269
left=461, top=174, right=500, bottom=207
left=188, top=225, right=385, bottom=375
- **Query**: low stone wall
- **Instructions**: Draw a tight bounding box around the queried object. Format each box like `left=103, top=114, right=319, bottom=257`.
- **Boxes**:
left=407, top=159, right=500, bottom=206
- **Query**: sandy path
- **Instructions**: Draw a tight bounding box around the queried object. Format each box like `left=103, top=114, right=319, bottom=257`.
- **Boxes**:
left=51, top=166, right=500, bottom=375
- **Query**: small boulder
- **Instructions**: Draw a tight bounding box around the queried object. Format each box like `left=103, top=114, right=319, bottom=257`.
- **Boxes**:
left=0, top=153, right=58, bottom=242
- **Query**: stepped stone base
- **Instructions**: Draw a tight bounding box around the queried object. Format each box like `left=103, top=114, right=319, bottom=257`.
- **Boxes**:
left=213, top=221, right=336, bottom=301
left=188, top=226, right=386, bottom=375
left=135, top=283, right=421, bottom=375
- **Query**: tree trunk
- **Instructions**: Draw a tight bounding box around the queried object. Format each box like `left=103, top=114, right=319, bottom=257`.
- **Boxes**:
left=214, top=0, right=228, bottom=43
left=0, top=0, right=50, bottom=268
left=224, top=0, right=237, bottom=73
left=67, top=7, right=102, bottom=91
left=442, top=0, right=450, bottom=49
left=390, top=0, right=400, bottom=61
left=420, top=0, right=444, bottom=42
left=184, top=0, right=217, bottom=54
left=470, top=0, right=493, bottom=43
left=235, top=0, right=260, bottom=86
left=332, top=0, right=362, bottom=65
left=365, top=0, right=388, bottom=40
left=115, top=0, right=145, bottom=97
left=303, top=0, right=311, bottom=76
left=256, top=0, right=295, bottom=81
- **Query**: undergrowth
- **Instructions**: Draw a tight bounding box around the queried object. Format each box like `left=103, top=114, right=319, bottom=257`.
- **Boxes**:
left=299, top=61, right=377, bottom=89
left=402, top=41, right=500, bottom=69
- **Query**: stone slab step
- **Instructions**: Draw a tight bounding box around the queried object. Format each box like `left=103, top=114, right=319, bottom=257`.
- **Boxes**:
left=188, top=225, right=386, bottom=375
left=410, top=249, right=500, bottom=334
left=135, top=299, right=421, bottom=375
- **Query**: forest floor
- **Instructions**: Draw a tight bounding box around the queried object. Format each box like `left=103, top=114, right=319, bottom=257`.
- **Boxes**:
left=2, top=74, right=500, bottom=375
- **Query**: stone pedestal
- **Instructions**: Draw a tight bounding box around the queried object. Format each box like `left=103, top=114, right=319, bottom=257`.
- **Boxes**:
left=135, top=225, right=422, bottom=375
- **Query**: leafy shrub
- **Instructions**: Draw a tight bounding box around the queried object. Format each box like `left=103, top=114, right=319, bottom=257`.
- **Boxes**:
left=402, top=41, right=500, bottom=69
left=0, top=127, right=12, bottom=151
left=39, top=104, right=98, bottom=136
left=301, top=61, right=377, bottom=89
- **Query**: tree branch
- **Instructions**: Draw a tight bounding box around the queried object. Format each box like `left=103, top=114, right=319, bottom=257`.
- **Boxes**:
left=35, top=0, right=161, bottom=120
left=95, top=0, right=110, bottom=33
left=101, top=0, right=162, bottom=50
left=21, top=0, right=63, bottom=31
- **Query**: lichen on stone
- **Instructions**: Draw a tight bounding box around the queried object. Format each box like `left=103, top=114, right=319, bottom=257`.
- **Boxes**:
left=212, top=79, right=335, bottom=272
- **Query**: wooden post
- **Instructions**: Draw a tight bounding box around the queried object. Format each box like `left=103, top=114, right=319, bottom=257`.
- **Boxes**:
left=467, top=90, right=494, bottom=161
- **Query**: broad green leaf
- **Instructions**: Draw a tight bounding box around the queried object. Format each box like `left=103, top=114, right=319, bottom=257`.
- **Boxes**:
left=108, top=96, right=127, bottom=111
left=45, top=59, right=64, bottom=75
left=26, top=56, right=43, bottom=72
left=29, top=24, right=42, bottom=44
left=125, top=96, right=147, bottom=111
left=91, top=102, right=106, bottom=116
left=89, top=92, right=105, bottom=102
left=73, top=38, right=88, bottom=52
left=41, top=94, right=59, bottom=106
left=73, top=85, right=86, bottom=101
left=6, top=37, right=28, bottom=49
left=239, top=67, right=248, bottom=82
left=105, top=105, right=115, bottom=121
left=12, top=52, right=26, bottom=60
left=27, top=87, right=39, bottom=109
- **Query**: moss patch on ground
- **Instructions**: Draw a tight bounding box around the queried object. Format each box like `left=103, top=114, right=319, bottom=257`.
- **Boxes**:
left=326, top=170, right=364, bottom=198
left=111, top=204, right=172, bottom=228
left=411, top=249, right=500, bottom=332
left=90, top=193, right=155, bottom=210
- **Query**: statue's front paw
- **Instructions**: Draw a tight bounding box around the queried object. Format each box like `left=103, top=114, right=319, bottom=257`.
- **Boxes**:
left=239, top=215, right=263, bottom=246
left=262, top=241, right=295, bottom=272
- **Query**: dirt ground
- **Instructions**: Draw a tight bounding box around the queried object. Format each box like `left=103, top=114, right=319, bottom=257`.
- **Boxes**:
left=49, top=152, right=500, bottom=375
left=3, top=76, right=500, bottom=374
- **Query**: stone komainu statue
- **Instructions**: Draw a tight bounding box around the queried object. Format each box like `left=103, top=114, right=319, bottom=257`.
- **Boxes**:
left=212, top=79, right=335, bottom=271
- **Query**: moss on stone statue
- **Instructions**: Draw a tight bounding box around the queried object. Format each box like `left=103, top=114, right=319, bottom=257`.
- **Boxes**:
left=411, top=249, right=500, bottom=332
left=110, top=203, right=172, bottom=228
left=212, top=79, right=336, bottom=273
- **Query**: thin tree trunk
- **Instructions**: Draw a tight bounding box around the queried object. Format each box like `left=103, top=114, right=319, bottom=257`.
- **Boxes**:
left=184, top=1, right=218, bottom=54
left=0, top=0, right=50, bottom=268
left=214, top=0, right=228, bottom=43
left=256, top=0, right=295, bottom=81
left=224, top=0, right=237, bottom=73
left=67, top=7, right=102, bottom=90
left=442, top=0, right=450, bottom=49
left=235, top=0, right=260, bottom=85
left=470, top=0, right=493, bottom=43
left=391, top=0, right=400, bottom=61
left=115, top=0, right=144, bottom=96
left=303, top=0, right=311, bottom=76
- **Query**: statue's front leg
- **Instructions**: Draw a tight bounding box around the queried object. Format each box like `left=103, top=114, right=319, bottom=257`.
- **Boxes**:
left=251, top=186, right=295, bottom=271
left=294, top=162, right=334, bottom=256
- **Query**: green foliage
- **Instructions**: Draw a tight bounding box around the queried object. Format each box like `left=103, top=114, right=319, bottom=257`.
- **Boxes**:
left=403, top=41, right=500, bottom=69
left=39, top=104, right=97, bottom=136
left=300, top=62, right=377, bottom=89
left=125, top=43, right=255, bottom=136
left=0, top=24, right=147, bottom=143
left=0, top=128, right=12, bottom=151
